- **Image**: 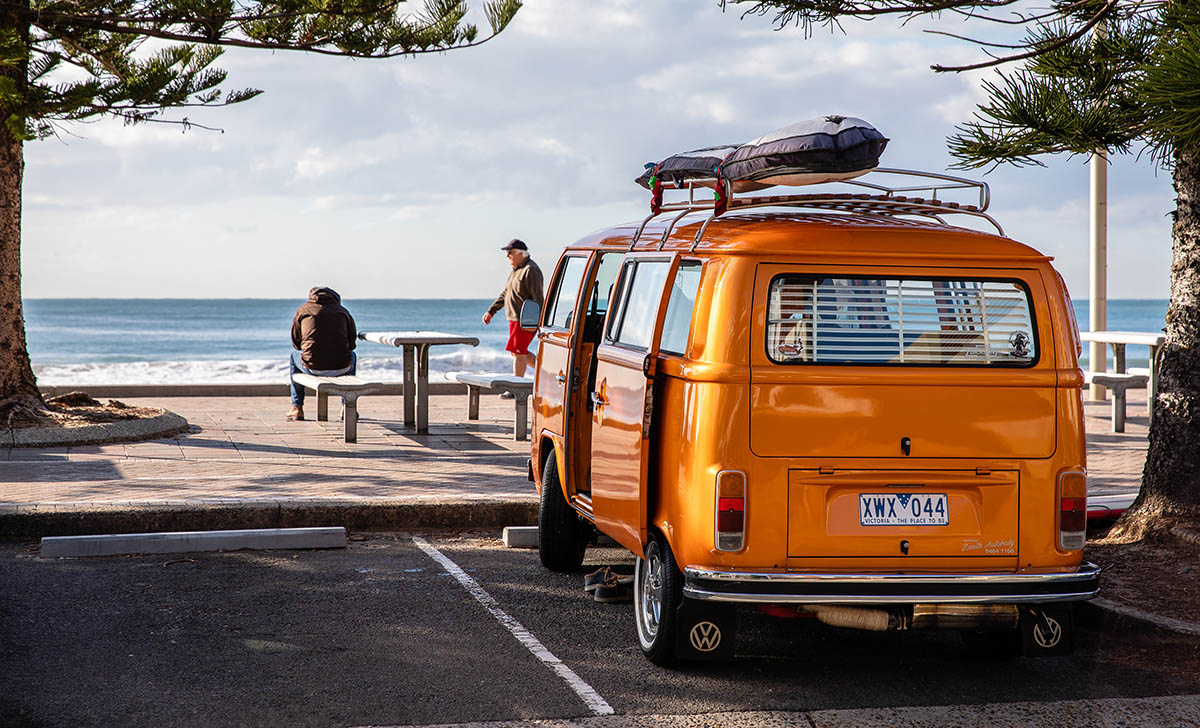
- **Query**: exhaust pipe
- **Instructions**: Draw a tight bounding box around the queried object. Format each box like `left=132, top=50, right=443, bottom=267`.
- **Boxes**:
left=800, top=605, right=898, bottom=632
left=796, top=604, right=1020, bottom=632
left=911, top=604, right=1019, bottom=630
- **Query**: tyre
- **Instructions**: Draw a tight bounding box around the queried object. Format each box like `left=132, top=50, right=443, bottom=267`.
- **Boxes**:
left=538, top=450, right=587, bottom=572
left=634, top=531, right=684, bottom=666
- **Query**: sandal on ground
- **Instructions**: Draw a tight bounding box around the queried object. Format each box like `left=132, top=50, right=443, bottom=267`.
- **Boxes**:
left=286, top=406, right=305, bottom=421
left=593, top=579, right=633, bottom=603
left=584, top=565, right=635, bottom=602
left=499, top=391, right=516, bottom=400
left=584, top=567, right=614, bottom=593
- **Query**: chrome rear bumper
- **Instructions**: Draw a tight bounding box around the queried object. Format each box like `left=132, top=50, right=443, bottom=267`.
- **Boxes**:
left=683, top=562, right=1100, bottom=605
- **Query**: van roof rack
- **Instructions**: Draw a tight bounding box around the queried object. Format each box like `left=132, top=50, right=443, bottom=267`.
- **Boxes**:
left=629, top=167, right=1004, bottom=251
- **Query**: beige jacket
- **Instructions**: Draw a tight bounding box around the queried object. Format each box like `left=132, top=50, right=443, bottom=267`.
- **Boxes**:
left=487, top=258, right=545, bottom=321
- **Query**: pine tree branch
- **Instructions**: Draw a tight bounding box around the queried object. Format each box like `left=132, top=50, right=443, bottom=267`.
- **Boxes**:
left=932, top=0, right=1120, bottom=72
left=721, top=0, right=1024, bottom=30
left=18, top=2, right=411, bottom=30
left=945, top=3, right=1078, bottom=25
left=924, top=26, right=1026, bottom=49
left=26, top=10, right=508, bottom=58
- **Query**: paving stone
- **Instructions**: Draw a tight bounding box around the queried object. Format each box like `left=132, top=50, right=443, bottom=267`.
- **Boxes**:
left=0, top=391, right=1142, bottom=538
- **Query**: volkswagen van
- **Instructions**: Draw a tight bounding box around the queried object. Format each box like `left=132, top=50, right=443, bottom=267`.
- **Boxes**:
left=521, top=168, right=1099, bottom=665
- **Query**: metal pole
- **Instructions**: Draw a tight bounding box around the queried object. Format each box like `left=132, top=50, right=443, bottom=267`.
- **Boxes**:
left=1089, top=149, right=1108, bottom=400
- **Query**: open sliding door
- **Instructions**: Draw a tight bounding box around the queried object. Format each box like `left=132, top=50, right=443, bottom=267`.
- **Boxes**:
left=589, top=253, right=679, bottom=556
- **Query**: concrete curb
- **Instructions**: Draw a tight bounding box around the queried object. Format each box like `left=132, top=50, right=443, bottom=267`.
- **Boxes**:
left=1, top=411, right=190, bottom=448
left=1077, top=597, right=1200, bottom=639
left=0, top=500, right=538, bottom=541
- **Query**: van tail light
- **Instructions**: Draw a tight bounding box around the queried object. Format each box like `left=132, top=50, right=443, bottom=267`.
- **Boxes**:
left=715, top=470, right=746, bottom=552
left=1058, top=470, right=1087, bottom=551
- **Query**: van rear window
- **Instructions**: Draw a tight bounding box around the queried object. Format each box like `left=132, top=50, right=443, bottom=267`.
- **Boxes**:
left=766, top=276, right=1037, bottom=366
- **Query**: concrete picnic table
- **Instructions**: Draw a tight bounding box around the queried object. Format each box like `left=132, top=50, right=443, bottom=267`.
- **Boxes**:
left=358, top=330, right=480, bottom=433
left=1081, top=330, right=1166, bottom=425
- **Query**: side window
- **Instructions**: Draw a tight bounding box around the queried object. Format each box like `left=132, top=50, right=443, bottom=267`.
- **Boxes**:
left=577, top=252, right=624, bottom=343
left=608, top=261, right=671, bottom=350
left=587, top=253, right=624, bottom=318
left=605, top=261, right=634, bottom=343
left=545, top=256, right=587, bottom=329
left=659, top=261, right=703, bottom=355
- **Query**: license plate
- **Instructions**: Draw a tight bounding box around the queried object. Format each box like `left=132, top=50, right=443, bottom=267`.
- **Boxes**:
left=859, top=493, right=948, bottom=526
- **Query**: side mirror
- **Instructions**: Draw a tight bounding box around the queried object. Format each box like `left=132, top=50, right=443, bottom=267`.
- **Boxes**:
left=519, top=300, right=541, bottom=331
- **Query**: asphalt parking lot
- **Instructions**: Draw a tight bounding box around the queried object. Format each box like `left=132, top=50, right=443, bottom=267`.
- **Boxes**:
left=2, top=533, right=1199, bottom=728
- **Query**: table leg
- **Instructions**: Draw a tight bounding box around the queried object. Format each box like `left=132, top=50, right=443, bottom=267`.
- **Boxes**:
left=402, top=345, right=415, bottom=427
left=417, top=344, right=430, bottom=434
left=1113, top=344, right=1128, bottom=430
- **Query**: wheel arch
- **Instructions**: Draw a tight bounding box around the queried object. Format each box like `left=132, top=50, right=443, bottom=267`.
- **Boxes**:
left=538, top=432, right=567, bottom=501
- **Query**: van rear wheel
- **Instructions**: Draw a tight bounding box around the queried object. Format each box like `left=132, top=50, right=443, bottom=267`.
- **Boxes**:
left=538, top=451, right=587, bottom=572
left=635, top=532, right=683, bottom=666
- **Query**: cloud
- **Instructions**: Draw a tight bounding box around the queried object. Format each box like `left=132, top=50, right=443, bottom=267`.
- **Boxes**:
left=22, top=0, right=1174, bottom=299
left=293, top=147, right=342, bottom=180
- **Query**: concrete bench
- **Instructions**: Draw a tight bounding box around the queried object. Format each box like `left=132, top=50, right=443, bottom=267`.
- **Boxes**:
left=290, top=373, right=384, bottom=443
left=1083, top=371, right=1148, bottom=433
left=454, top=373, right=534, bottom=440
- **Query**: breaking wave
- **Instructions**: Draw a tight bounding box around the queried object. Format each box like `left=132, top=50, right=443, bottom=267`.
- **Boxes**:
left=33, top=348, right=516, bottom=385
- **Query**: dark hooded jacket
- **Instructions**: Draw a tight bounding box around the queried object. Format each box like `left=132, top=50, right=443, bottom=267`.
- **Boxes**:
left=291, top=287, right=356, bottom=371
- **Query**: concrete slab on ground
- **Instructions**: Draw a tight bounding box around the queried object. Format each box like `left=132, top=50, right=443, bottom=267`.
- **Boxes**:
left=503, top=525, right=538, bottom=548
left=41, top=526, right=347, bottom=557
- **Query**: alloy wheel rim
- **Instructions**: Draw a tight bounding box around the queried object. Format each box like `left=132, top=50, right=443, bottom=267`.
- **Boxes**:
left=640, top=543, right=664, bottom=640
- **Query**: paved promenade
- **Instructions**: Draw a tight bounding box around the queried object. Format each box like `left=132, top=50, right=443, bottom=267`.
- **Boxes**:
left=0, top=388, right=1151, bottom=537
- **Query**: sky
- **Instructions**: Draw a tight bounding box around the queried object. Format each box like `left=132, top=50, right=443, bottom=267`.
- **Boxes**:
left=22, top=0, right=1175, bottom=301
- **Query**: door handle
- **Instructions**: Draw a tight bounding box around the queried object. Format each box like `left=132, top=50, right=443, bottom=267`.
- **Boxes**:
left=592, top=379, right=609, bottom=409
left=555, top=371, right=566, bottom=385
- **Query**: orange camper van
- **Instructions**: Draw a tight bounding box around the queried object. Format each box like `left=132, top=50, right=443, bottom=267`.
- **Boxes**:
left=519, top=166, right=1098, bottom=665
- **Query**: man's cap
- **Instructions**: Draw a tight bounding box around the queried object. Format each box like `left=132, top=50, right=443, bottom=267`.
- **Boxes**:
left=501, top=239, right=528, bottom=251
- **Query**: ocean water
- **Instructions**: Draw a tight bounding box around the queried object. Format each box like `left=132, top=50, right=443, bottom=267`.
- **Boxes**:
left=25, top=298, right=1169, bottom=385
left=26, top=299, right=511, bottom=385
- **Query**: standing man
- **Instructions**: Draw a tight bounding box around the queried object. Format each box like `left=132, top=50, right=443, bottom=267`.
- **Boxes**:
left=483, top=239, right=544, bottom=387
left=288, top=286, right=357, bottom=420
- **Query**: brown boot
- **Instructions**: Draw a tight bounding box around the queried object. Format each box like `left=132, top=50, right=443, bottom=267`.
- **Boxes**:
left=286, top=405, right=304, bottom=421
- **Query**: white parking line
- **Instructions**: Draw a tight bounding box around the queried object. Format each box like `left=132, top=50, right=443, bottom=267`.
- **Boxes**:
left=411, top=536, right=615, bottom=716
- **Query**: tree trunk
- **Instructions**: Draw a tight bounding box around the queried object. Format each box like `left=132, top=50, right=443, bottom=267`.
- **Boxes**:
left=1112, top=144, right=1200, bottom=540
left=0, top=3, right=46, bottom=420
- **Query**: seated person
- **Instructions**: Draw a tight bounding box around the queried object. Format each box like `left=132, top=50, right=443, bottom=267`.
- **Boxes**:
left=288, top=286, right=357, bottom=420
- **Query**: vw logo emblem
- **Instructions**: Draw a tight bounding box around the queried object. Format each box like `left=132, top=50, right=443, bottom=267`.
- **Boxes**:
left=1033, top=616, right=1063, bottom=648
left=689, top=621, right=722, bottom=652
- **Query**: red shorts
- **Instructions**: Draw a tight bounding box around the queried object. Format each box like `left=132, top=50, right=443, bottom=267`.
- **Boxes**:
left=506, top=320, right=536, bottom=356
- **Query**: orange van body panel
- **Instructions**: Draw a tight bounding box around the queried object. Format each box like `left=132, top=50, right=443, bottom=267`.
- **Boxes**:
left=591, top=345, right=654, bottom=555
left=535, top=212, right=1087, bottom=580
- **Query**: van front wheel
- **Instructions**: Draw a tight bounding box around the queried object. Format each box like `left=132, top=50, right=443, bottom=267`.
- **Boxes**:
left=538, top=451, right=587, bottom=572
left=635, top=533, right=683, bottom=665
